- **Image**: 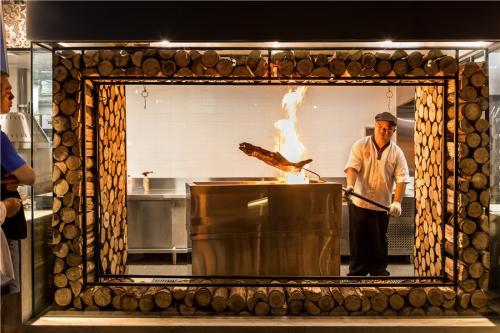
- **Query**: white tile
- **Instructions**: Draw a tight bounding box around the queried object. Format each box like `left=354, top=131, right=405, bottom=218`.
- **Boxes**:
left=126, top=86, right=401, bottom=178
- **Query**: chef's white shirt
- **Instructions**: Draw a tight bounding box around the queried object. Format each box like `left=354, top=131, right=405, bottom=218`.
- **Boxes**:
left=344, top=136, right=410, bottom=211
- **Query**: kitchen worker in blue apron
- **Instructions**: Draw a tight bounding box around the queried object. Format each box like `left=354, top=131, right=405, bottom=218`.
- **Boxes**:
left=344, top=112, right=410, bottom=276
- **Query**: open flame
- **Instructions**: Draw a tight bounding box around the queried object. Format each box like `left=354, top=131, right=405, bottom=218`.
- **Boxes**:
left=274, top=86, right=309, bottom=184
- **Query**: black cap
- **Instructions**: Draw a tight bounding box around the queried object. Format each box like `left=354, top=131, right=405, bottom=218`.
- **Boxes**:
left=375, top=112, right=397, bottom=126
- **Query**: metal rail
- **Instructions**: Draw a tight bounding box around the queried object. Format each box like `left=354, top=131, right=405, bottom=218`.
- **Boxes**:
left=88, top=281, right=454, bottom=288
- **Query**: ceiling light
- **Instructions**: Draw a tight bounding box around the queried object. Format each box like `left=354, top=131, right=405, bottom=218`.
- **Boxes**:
left=150, top=40, right=171, bottom=47
left=58, top=42, right=72, bottom=47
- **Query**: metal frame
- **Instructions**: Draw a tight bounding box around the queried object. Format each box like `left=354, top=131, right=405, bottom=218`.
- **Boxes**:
left=441, top=79, right=449, bottom=280
left=88, top=279, right=452, bottom=288
left=83, top=76, right=453, bottom=86
left=29, top=42, right=53, bottom=315
left=452, top=49, right=460, bottom=291
left=81, top=80, right=88, bottom=287
left=65, top=46, right=486, bottom=289
left=83, top=78, right=452, bottom=288
left=93, top=82, right=102, bottom=279
left=53, top=45, right=488, bottom=51
left=483, top=49, right=490, bottom=240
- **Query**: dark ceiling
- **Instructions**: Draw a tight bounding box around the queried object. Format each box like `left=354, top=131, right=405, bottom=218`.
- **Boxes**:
left=27, top=1, right=500, bottom=42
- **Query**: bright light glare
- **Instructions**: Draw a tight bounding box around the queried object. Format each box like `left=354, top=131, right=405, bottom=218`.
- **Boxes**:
left=150, top=40, right=171, bottom=47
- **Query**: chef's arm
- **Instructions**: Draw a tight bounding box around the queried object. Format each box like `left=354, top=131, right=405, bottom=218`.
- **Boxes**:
left=345, top=168, right=358, bottom=188
left=393, top=182, right=406, bottom=203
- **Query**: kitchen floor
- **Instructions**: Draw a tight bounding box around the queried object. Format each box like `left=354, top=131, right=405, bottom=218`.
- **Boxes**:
left=127, top=255, right=414, bottom=282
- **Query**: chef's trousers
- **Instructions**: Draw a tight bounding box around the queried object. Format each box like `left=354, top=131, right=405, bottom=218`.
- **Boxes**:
left=348, top=203, right=389, bottom=275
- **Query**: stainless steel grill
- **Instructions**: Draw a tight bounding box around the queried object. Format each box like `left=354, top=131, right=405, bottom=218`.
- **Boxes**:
left=187, top=181, right=342, bottom=277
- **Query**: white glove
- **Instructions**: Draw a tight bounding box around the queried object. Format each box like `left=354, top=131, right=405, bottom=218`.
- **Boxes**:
left=389, top=201, right=402, bottom=217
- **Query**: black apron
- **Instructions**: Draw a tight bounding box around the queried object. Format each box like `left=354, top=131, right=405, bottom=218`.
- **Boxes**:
left=1, top=166, right=27, bottom=240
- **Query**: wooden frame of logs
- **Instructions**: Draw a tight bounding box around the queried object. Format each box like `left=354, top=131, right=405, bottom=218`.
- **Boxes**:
left=96, top=84, right=128, bottom=276
left=67, top=48, right=461, bottom=80
left=51, top=47, right=490, bottom=315
left=444, top=61, right=490, bottom=306
left=414, top=85, right=445, bottom=278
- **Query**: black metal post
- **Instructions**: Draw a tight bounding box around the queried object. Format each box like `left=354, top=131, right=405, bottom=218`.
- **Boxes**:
left=81, top=76, right=88, bottom=288
left=93, top=83, right=101, bottom=278
left=453, top=49, right=460, bottom=291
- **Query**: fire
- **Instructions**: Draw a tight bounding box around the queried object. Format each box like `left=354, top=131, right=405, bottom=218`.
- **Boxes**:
left=274, top=86, right=309, bottom=184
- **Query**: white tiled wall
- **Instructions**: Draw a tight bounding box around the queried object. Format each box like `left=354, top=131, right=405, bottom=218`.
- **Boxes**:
left=126, top=86, right=397, bottom=178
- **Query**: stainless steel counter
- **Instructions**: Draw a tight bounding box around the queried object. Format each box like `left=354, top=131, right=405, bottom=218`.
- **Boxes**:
left=127, top=189, right=187, bottom=200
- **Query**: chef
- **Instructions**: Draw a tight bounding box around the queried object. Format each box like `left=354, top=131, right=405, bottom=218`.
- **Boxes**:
left=344, top=112, right=410, bottom=276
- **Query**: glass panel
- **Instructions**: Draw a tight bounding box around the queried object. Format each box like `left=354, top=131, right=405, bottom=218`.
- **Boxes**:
left=30, top=43, right=53, bottom=315
left=488, top=44, right=500, bottom=290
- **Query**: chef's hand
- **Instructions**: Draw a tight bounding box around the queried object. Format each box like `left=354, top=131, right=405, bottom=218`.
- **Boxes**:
left=4, top=198, right=22, bottom=217
left=344, top=186, right=354, bottom=203
left=389, top=201, right=402, bottom=217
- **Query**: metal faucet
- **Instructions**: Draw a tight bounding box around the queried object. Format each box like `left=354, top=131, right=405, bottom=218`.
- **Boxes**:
left=142, top=171, right=153, bottom=191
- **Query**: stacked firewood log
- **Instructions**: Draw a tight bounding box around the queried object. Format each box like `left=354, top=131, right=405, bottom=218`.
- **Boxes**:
left=444, top=61, right=490, bottom=312
left=272, top=49, right=458, bottom=78
left=62, top=283, right=494, bottom=316
left=77, top=48, right=458, bottom=80
left=52, top=50, right=98, bottom=307
left=82, top=49, right=268, bottom=78
left=414, top=86, right=444, bottom=277
left=97, top=85, right=128, bottom=275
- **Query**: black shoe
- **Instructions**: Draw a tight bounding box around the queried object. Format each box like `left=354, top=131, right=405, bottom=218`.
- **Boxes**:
left=347, top=271, right=369, bottom=276
left=370, top=270, right=390, bottom=276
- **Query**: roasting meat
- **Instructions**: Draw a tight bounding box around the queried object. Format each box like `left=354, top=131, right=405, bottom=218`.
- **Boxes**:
left=239, top=142, right=312, bottom=174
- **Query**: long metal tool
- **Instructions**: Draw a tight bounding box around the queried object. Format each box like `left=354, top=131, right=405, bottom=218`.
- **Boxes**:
left=302, top=167, right=390, bottom=211
left=342, top=187, right=390, bottom=211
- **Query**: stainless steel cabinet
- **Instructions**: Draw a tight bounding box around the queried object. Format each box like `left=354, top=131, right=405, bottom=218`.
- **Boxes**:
left=127, top=199, right=174, bottom=252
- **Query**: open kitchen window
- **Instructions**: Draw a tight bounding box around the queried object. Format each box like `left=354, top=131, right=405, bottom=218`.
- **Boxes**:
left=122, top=84, right=420, bottom=279
left=53, top=47, right=487, bottom=290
